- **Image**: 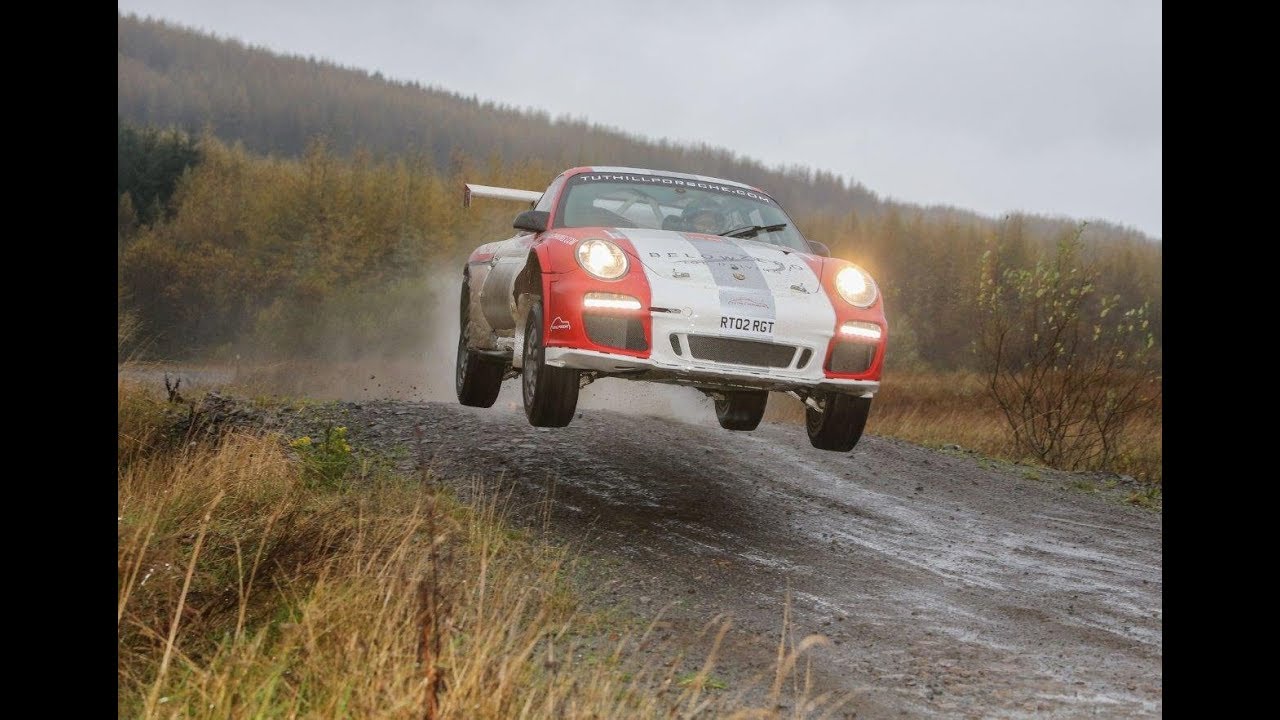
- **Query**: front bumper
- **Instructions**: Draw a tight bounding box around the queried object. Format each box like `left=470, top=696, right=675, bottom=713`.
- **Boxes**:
left=543, top=346, right=880, bottom=397
left=540, top=262, right=884, bottom=398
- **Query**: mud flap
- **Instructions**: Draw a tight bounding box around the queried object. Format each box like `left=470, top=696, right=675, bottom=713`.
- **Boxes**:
left=511, top=293, right=535, bottom=369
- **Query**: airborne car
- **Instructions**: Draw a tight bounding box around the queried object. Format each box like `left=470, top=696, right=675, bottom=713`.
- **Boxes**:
left=457, top=167, right=887, bottom=451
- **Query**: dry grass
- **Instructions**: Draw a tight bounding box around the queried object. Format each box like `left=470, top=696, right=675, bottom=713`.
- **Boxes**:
left=118, top=381, right=845, bottom=719
left=765, top=370, right=1162, bottom=485
left=116, top=357, right=453, bottom=406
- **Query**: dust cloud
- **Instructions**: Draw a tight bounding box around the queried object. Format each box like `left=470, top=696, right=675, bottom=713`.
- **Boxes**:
left=418, top=266, right=719, bottom=428
left=134, top=262, right=721, bottom=428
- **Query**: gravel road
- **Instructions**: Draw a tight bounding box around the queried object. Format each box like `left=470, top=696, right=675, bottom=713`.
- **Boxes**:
left=249, top=382, right=1162, bottom=719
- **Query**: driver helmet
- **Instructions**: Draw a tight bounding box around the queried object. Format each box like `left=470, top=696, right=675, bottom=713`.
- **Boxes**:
left=683, top=198, right=726, bottom=234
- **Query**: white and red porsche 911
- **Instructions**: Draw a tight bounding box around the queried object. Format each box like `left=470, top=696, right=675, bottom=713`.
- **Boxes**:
left=457, top=166, right=887, bottom=451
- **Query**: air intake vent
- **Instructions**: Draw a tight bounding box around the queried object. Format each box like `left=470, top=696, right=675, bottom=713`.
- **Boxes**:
left=669, top=334, right=682, bottom=356
left=686, top=335, right=797, bottom=368
left=584, top=314, right=648, bottom=351
left=829, top=342, right=875, bottom=374
left=796, top=348, right=813, bottom=369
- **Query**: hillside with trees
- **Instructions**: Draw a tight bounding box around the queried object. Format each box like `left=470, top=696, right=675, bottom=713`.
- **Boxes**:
left=117, top=13, right=1160, bottom=371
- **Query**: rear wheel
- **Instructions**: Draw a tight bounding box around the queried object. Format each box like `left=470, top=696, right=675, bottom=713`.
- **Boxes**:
left=806, top=393, right=872, bottom=451
left=522, top=300, right=580, bottom=427
left=714, top=390, right=768, bottom=431
left=455, top=279, right=504, bottom=408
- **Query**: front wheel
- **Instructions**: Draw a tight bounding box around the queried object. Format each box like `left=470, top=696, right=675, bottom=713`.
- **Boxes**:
left=806, top=393, right=872, bottom=451
left=715, top=390, right=768, bottom=431
left=522, top=300, right=580, bottom=427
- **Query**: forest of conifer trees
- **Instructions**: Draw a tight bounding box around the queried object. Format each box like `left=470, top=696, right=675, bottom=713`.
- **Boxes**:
left=117, top=13, right=1160, bottom=375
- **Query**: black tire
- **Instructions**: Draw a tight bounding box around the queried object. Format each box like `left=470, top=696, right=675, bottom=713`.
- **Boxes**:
left=714, top=390, right=768, bottom=431
left=456, top=279, right=504, bottom=408
left=806, top=393, right=872, bottom=451
left=522, top=300, right=579, bottom=427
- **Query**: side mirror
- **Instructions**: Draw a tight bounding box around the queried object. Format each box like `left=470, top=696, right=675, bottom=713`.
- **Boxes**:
left=513, top=210, right=549, bottom=233
left=807, top=240, right=831, bottom=257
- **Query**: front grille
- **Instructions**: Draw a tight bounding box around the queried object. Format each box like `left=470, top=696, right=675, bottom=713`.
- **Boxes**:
left=686, top=335, right=798, bottom=368
left=829, top=341, right=875, bottom=374
left=584, top=314, right=648, bottom=351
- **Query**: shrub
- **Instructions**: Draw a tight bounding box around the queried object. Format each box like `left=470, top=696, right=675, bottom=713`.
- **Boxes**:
left=976, top=223, right=1161, bottom=473
left=289, top=425, right=354, bottom=489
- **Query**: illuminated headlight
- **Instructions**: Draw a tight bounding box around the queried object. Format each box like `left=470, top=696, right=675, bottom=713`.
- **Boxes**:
left=583, top=292, right=642, bottom=311
left=835, top=265, right=877, bottom=307
left=576, top=239, right=629, bottom=280
left=840, top=321, right=882, bottom=341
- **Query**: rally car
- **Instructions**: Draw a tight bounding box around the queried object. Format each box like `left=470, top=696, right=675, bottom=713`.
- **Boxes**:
left=456, top=166, right=887, bottom=451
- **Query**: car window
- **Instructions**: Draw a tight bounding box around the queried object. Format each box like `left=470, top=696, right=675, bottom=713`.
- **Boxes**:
left=554, top=172, right=809, bottom=252
left=535, top=174, right=568, bottom=213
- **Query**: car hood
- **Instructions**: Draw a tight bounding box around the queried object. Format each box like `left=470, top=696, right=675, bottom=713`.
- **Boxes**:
left=612, top=227, right=824, bottom=297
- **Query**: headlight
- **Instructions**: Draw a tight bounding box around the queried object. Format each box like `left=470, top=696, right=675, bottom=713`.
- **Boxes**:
left=835, top=265, right=877, bottom=308
left=576, top=239, right=629, bottom=280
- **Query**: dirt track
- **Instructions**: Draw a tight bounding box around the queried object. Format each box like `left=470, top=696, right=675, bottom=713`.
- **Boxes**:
left=271, top=384, right=1162, bottom=718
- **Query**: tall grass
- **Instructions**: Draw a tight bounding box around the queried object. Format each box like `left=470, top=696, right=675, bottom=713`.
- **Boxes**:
left=118, top=382, right=842, bottom=718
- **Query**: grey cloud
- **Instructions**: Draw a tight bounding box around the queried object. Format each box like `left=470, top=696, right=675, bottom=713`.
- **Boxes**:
left=118, top=0, right=1161, bottom=237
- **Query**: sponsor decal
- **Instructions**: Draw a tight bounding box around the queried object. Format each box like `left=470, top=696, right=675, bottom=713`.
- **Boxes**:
left=575, top=172, right=775, bottom=204
left=647, top=251, right=752, bottom=263
left=543, top=232, right=578, bottom=245
left=550, top=316, right=571, bottom=331
left=728, top=296, right=769, bottom=308
left=643, top=249, right=806, bottom=274
left=754, top=259, right=810, bottom=273
left=721, top=316, right=775, bottom=334
left=732, top=271, right=746, bottom=281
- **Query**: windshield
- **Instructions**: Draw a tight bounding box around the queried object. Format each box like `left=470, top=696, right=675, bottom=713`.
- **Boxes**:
left=554, top=171, right=810, bottom=252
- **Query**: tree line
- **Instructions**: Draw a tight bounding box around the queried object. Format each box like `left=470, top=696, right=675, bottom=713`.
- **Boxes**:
left=117, top=13, right=1160, bottom=240
left=116, top=13, right=1159, bottom=368
left=118, top=125, right=1160, bottom=372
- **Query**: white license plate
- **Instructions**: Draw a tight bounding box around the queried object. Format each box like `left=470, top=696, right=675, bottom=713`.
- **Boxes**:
left=720, top=315, right=775, bottom=334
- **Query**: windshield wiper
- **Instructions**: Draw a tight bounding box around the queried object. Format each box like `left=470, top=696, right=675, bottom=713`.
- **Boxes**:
left=720, top=223, right=788, bottom=239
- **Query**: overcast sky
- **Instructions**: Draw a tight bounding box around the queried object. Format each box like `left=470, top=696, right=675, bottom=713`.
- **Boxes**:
left=118, top=0, right=1162, bottom=239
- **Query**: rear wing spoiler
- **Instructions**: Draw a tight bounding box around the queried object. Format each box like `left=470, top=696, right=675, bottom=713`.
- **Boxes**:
left=462, top=183, right=542, bottom=208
